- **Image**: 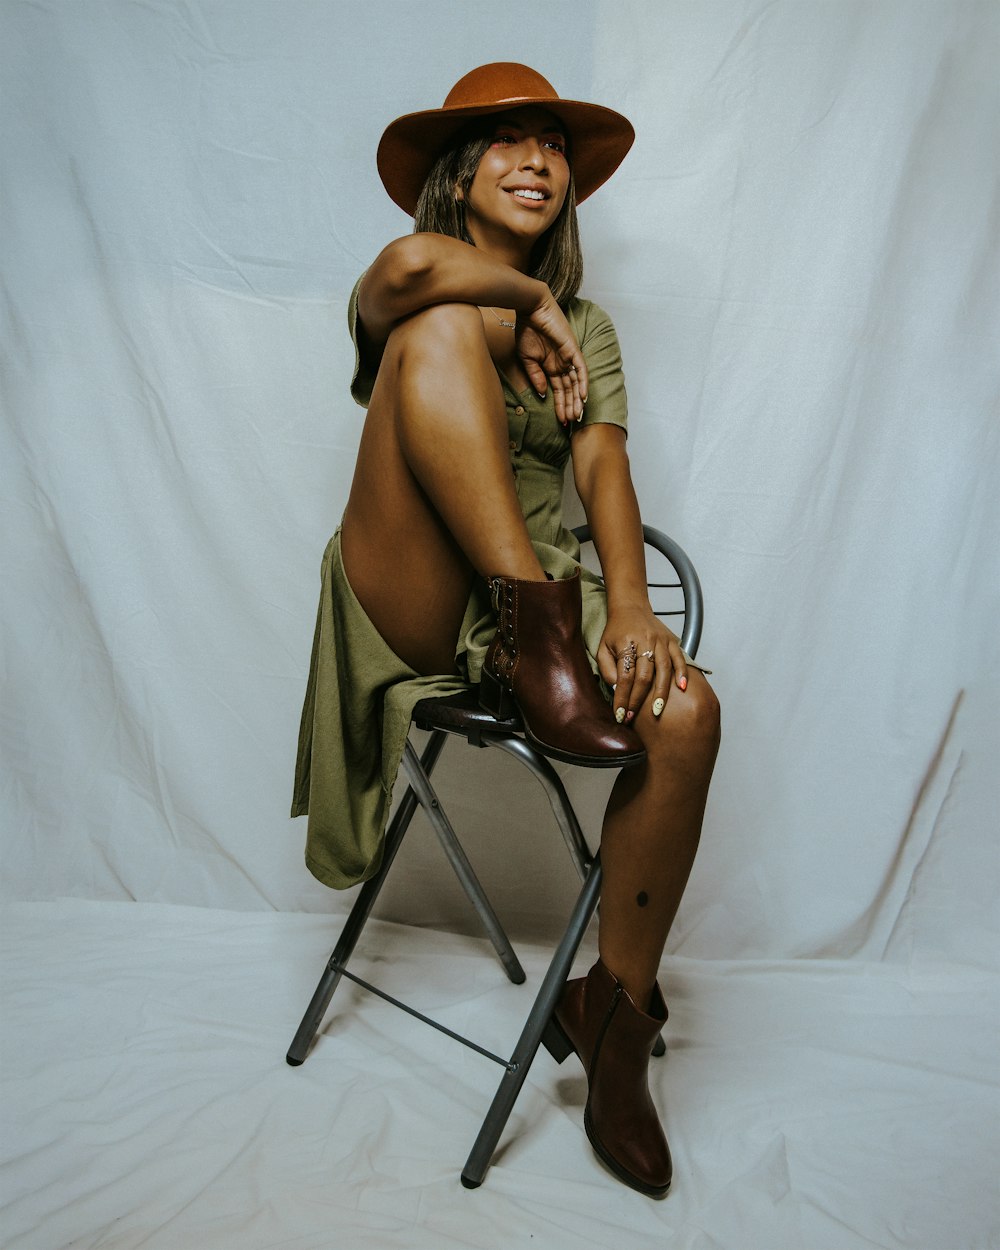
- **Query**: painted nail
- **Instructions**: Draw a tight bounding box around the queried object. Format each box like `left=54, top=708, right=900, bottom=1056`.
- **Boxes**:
left=652, top=697, right=665, bottom=717
left=615, top=707, right=626, bottom=724
left=625, top=709, right=635, bottom=722
left=678, top=675, right=688, bottom=691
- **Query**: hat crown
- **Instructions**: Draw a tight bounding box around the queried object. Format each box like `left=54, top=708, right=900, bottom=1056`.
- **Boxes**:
left=442, top=62, right=559, bottom=112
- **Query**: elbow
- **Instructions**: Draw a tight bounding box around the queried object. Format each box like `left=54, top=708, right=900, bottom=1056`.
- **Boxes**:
left=360, top=235, right=437, bottom=330
left=378, top=235, right=435, bottom=300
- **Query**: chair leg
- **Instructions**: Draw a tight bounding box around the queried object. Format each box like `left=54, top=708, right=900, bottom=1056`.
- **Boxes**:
left=460, top=854, right=603, bottom=1189
left=286, top=731, right=448, bottom=1066
left=488, top=736, right=666, bottom=1058
left=487, top=736, right=593, bottom=880
left=401, top=740, right=525, bottom=985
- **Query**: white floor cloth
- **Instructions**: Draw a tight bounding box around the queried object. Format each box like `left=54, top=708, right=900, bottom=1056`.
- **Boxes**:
left=3, top=1, right=999, bottom=1246
left=3, top=900, right=997, bottom=1250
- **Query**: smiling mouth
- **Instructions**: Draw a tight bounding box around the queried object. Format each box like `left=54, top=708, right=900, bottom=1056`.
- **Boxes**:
left=507, top=188, right=549, bottom=202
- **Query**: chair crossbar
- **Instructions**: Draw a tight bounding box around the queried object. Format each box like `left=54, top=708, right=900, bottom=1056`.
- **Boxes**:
left=330, top=963, right=515, bottom=1070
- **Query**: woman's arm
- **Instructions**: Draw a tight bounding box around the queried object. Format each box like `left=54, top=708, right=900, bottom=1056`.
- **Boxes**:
left=358, top=233, right=545, bottom=346
left=572, top=423, right=689, bottom=720
left=357, top=233, right=588, bottom=422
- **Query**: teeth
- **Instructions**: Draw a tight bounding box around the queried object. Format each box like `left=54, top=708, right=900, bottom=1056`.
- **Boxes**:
left=512, top=189, right=545, bottom=201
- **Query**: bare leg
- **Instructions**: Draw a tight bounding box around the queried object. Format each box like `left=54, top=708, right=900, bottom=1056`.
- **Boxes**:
left=597, top=671, right=721, bottom=1005
left=341, top=303, right=545, bottom=676
left=549, top=686, right=718, bottom=1199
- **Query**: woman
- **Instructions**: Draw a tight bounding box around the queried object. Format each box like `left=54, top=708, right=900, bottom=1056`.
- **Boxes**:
left=292, top=63, right=720, bottom=1197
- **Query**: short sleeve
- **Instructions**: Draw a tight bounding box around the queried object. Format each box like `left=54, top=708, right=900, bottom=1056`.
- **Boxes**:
left=347, top=272, right=377, bottom=409
left=567, top=299, right=628, bottom=435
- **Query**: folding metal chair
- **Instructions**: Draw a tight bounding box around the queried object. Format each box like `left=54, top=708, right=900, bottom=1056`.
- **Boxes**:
left=286, top=523, right=705, bottom=1188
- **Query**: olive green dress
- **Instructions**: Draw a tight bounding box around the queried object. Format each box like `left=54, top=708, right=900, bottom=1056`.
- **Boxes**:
left=291, top=280, right=629, bottom=890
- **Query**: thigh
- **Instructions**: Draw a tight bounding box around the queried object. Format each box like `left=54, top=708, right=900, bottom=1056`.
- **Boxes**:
left=340, top=333, right=476, bottom=677
left=342, top=302, right=543, bottom=676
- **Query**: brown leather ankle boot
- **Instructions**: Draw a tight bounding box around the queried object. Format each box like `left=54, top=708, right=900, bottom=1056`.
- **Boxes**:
left=479, top=570, right=645, bottom=767
left=544, top=959, right=672, bottom=1196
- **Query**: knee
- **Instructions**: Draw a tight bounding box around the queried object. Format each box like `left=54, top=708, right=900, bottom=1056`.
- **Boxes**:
left=644, top=674, right=721, bottom=762
left=391, top=301, right=486, bottom=359
left=690, top=680, right=720, bottom=730
left=681, top=680, right=721, bottom=753
left=690, top=677, right=721, bottom=739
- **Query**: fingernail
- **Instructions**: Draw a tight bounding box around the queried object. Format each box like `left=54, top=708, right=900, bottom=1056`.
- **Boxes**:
left=615, top=707, right=626, bottom=724
left=678, top=676, right=687, bottom=691
left=652, top=697, right=665, bottom=717
left=625, top=709, right=635, bottom=722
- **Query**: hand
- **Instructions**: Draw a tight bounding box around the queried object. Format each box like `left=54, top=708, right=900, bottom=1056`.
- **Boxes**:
left=597, top=607, right=689, bottom=723
left=515, top=294, right=588, bottom=427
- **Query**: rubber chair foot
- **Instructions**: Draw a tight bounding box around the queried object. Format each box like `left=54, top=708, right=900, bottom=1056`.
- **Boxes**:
left=460, top=1173, right=482, bottom=1190
left=286, top=1055, right=304, bottom=1067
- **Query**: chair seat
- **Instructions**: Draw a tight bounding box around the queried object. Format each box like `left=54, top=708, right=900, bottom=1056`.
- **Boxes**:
left=412, top=685, right=523, bottom=744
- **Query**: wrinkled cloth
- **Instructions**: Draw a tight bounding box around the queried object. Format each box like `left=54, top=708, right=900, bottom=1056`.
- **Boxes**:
left=291, top=284, right=628, bottom=889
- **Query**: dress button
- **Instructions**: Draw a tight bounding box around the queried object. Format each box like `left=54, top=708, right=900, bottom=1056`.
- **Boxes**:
left=509, top=440, right=517, bottom=450
left=514, top=405, right=525, bottom=415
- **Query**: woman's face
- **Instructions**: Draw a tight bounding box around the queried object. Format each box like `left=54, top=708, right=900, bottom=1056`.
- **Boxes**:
left=458, top=107, right=570, bottom=255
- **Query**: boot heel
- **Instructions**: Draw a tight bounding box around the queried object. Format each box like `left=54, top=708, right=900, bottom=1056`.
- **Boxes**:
left=479, top=668, right=515, bottom=720
left=541, top=1015, right=574, bottom=1064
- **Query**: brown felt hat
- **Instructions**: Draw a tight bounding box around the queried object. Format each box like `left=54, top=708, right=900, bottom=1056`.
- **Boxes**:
left=377, top=62, right=635, bottom=216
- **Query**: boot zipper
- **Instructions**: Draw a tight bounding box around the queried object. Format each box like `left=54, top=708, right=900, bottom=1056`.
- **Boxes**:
left=587, top=984, right=623, bottom=1082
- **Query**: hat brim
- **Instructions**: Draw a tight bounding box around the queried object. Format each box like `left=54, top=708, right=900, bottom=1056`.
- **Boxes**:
left=377, top=97, right=634, bottom=216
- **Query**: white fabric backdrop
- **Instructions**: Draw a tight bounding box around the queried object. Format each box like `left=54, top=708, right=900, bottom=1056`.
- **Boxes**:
left=3, top=0, right=996, bottom=952
left=2, top=3, right=998, bottom=1246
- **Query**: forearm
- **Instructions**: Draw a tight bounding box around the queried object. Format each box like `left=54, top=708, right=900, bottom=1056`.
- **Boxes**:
left=359, top=233, right=546, bottom=347
left=573, top=426, right=650, bottom=612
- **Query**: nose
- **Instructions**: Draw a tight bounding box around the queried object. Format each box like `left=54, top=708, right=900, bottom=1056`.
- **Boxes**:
left=519, top=138, right=547, bottom=171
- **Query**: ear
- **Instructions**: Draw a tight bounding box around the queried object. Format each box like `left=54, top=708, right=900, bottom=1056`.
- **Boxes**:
left=454, top=184, right=464, bottom=203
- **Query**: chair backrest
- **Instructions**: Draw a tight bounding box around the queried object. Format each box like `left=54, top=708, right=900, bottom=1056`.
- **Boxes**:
left=571, top=524, right=705, bottom=660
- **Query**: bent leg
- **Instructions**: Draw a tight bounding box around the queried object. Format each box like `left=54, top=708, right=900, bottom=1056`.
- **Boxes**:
left=341, top=303, right=544, bottom=676
left=597, top=672, right=721, bottom=1005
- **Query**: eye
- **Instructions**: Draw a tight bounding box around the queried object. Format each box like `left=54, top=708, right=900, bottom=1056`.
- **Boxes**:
left=543, top=137, right=567, bottom=155
left=490, top=132, right=518, bottom=147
